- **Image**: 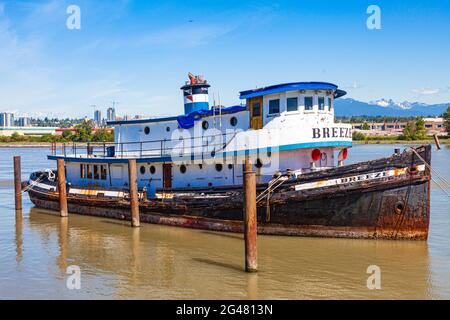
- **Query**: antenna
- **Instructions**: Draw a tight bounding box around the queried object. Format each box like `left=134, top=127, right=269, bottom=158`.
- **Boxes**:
left=218, top=92, right=222, bottom=131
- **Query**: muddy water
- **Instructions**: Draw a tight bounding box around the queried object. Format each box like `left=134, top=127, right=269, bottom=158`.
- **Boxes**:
left=0, top=145, right=449, bottom=299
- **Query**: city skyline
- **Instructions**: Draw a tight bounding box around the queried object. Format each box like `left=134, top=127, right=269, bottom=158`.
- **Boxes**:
left=0, top=0, right=449, bottom=118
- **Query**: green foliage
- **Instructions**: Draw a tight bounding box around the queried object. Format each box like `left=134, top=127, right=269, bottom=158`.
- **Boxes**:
left=400, top=118, right=428, bottom=140
left=72, top=120, right=94, bottom=142
left=352, top=131, right=366, bottom=141
left=443, top=106, right=450, bottom=134
left=91, top=128, right=114, bottom=142
left=362, top=122, right=370, bottom=130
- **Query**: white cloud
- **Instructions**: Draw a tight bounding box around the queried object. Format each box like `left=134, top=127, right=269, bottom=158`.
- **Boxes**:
left=413, top=88, right=440, bottom=95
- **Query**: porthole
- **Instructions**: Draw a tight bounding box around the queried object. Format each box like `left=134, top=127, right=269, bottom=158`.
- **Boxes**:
left=230, top=117, right=238, bottom=127
left=180, top=164, right=187, bottom=174
left=228, top=164, right=233, bottom=170
left=198, top=164, right=203, bottom=169
left=202, top=121, right=209, bottom=130
left=208, top=182, right=213, bottom=187
left=267, top=151, right=272, bottom=157
left=255, top=158, right=263, bottom=168
left=150, top=166, right=156, bottom=174
left=215, top=164, right=223, bottom=172
left=166, top=126, right=171, bottom=132
left=144, top=126, right=150, bottom=135
left=140, top=166, right=146, bottom=174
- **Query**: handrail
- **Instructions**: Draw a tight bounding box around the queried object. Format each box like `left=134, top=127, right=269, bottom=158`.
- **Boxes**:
left=55, top=132, right=237, bottom=160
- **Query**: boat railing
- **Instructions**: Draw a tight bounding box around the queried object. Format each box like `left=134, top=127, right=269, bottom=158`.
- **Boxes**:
left=51, top=132, right=237, bottom=160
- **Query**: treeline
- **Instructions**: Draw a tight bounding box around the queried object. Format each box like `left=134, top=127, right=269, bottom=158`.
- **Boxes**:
left=0, top=120, right=114, bottom=143
left=338, top=116, right=426, bottom=123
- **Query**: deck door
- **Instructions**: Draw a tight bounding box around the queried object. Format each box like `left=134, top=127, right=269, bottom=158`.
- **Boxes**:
left=248, top=97, right=263, bottom=130
left=163, top=163, right=172, bottom=188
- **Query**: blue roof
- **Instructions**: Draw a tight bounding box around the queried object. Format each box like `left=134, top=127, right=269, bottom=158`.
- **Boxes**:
left=239, top=82, right=346, bottom=99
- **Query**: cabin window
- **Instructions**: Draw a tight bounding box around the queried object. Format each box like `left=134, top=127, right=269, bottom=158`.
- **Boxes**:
left=305, top=97, right=313, bottom=110
left=101, top=165, right=107, bottom=180
left=318, top=97, right=325, bottom=111
left=287, top=97, right=298, bottom=112
left=215, top=164, right=223, bottom=172
left=268, top=99, right=280, bottom=114
left=180, top=164, right=187, bottom=174
left=144, top=126, right=150, bottom=135
left=327, top=97, right=332, bottom=111
left=252, top=102, right=261, bottom=117
left=166, top=126, right=171, bottom=132
left=87, top=165, right=92, bottom=179
left=94, top=165, right=99, bottom=180
left=202, top=121, right=209, bottom=130
left=80, top=164, right=86, bottom=178
left=150, top=166, right=156, bottom=174
left=230, top=117, right=238, bottom=126
left=140, top=166, right=146, bottom=175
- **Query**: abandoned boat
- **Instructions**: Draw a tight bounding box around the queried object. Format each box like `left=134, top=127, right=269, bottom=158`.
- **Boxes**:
left=25, top=74, right=432, bottom=240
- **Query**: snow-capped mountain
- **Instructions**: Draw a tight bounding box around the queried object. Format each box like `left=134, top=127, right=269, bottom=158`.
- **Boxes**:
left=335, top=98, right=449, bottom=117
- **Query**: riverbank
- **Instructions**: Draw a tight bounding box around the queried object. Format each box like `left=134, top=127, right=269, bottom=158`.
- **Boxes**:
left=353, top=139, right=449, bottom=145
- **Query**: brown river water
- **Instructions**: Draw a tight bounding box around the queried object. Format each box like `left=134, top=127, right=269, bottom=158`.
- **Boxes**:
left=0, top=145, right=449, bottom=299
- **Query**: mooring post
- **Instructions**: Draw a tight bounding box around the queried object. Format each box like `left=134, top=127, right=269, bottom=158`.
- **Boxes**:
left=57, top=158, right=68, bottom=217
left=13, top=156, right=22, bottom=211
left=128, top=159, right=140, bottom=227
left=433, top=134, right=441, bottom=150
left=243, top=158, right=257, bottom=272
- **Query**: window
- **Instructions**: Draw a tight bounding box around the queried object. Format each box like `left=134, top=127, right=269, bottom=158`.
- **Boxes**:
left=166, top=126, right=171, bottom=132
left=269, top=99, right=280, bottom=114
left=252, top=102, right=261, bottom=117
left=94, top=165, right=99, bottom=180
left=202, top=121, right=209, bottom=130
left=215, top=164, right=223, bottom=172
left=80, top=164, right=86, bottom=178
left=87, top=165, right=92, bottom=179
left=327, top=97, right=332, bottom=111
left=180, top=164, right=187, bottom=174
left=318, top=97, right=325, bottom=111
left=144, top=126, right=150, bottom=135
left=230, top=117, right=238, bottom=126
left=255, top=159, right=263, bottom=168
left=140, top=166, right=146, bottom=175
left=150, top=166, right=156, bottom=174
left=287, top=97, right=298, bottom=112
left=228, top=164, right=233, bottom=170
left=101, top=165, right=107, bottom=180
left=304, top=97, right=313, bottom=110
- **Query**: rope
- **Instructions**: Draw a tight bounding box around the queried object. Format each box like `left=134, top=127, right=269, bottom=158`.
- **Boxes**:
left=407, top=147, right=450, bottom=198
left=20, top=172, right=46, bottom=194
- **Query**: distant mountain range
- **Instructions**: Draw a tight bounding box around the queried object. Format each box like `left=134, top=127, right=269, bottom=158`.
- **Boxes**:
left=334, top=98, right=449, bottom=117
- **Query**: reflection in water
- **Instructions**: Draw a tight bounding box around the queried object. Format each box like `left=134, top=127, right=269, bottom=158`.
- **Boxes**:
left=15, top=210, right=23, bottom=264
left=25, top=207, right=433, bottom=299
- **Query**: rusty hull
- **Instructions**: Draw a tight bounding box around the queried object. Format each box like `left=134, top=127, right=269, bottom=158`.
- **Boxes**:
left=26, top=145, right=432, bottom=240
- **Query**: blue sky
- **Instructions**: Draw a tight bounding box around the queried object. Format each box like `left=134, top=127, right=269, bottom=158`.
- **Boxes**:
left=0, top=0, right=449, bottom=118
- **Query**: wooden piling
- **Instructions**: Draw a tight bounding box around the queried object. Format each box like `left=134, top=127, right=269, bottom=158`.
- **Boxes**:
left=128, top=159, right=140, bottom=227
left=57, top=158, right=68, bottom=217
left=243, top=158, right=257, bottom=272
left=13, top=156, right=22, bottom=211
left=433, top=134, right=441, bottom=150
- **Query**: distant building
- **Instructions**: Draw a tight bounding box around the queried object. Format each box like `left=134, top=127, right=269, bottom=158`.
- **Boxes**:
left=0, top=112, right=14, bottom=127
left=94, top=110, right=102, bottom=127
left=106, top=107, right=116, bottom=121
left=0, top=127, right=58, bottom=137
left=17, top=117, right=30, bottom=127
left=352, top=117, right=446, bottom=136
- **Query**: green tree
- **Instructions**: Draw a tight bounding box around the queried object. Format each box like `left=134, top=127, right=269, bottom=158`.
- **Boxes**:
left=352, top=131, right=366, bottom=141
left=61, top=130, right=73, bottom=141
left=362, top=122, right=370, bottom=130
left=72, top=120, right=94, bottom=142
left=400, top=118, right=428, bottom=140
left=443, top=106, right=450, bottom=134
left=414, top=118, right=427, bottom=140
left=91, top=129, right=114, bottom=142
